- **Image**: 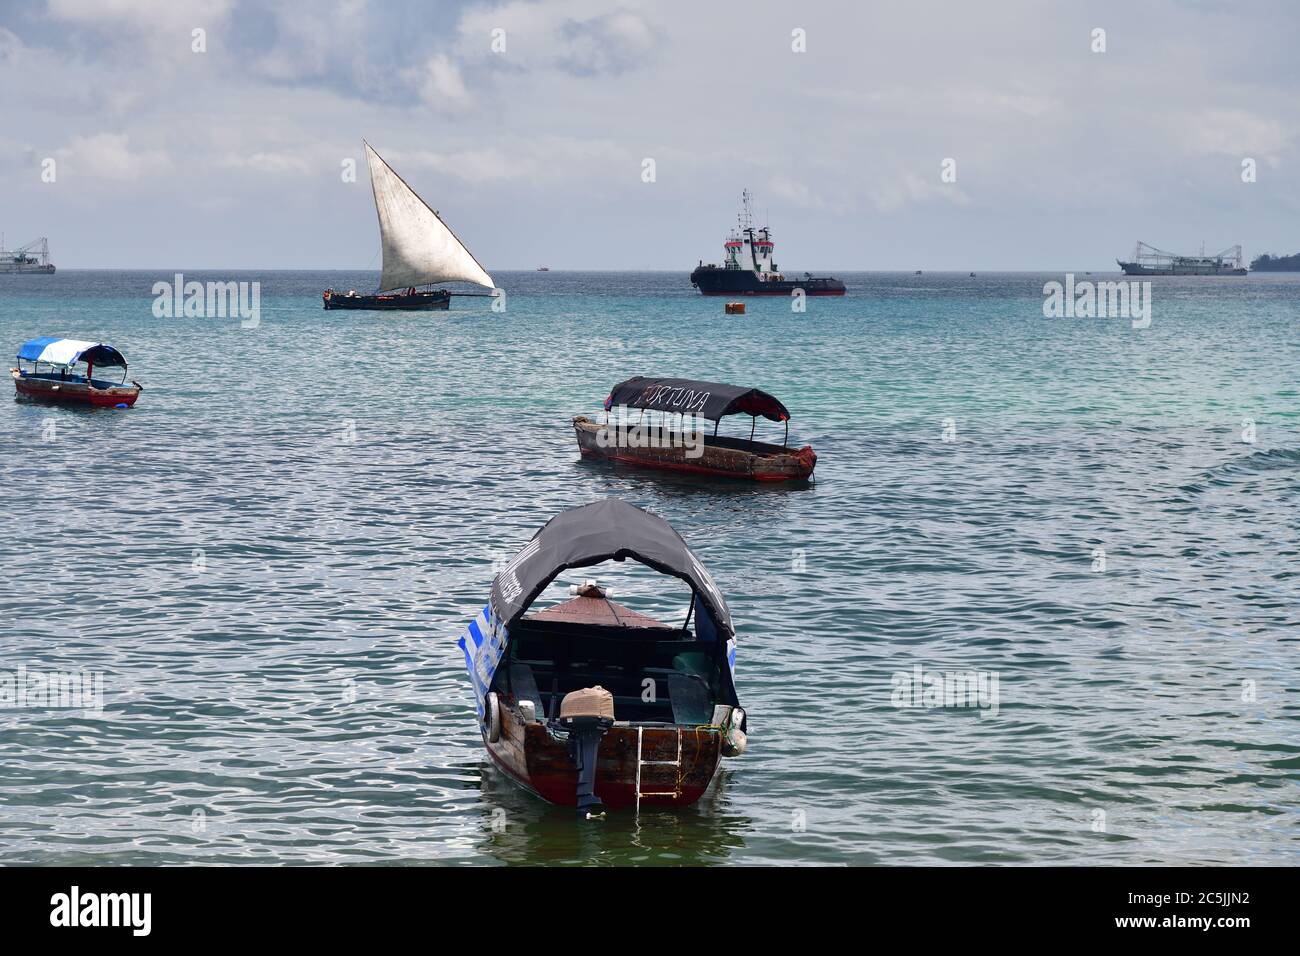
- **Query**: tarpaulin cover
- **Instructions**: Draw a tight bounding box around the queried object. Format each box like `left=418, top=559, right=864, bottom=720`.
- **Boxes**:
left=604, top=376, right=790, bottom=422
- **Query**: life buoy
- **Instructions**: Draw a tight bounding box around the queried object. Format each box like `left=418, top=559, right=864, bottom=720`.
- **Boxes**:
left=485, top=692, right=501, bottom=743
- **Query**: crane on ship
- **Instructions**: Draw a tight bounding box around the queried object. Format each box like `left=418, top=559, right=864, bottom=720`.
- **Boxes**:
left=1129, top=240, right=1244, bottom=270
left=2, top=236, right=52, bottom=267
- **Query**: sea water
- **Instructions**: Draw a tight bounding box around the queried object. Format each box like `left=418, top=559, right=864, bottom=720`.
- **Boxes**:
left=0, top=269, right=1296, bottom=864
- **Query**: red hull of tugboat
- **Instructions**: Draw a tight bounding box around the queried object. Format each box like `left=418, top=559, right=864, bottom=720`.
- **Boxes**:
left=485, top=715, right=722, bottom=810
left=11, top=371, right=140, bottom=407
left=695, top=287, right=845, bottom=296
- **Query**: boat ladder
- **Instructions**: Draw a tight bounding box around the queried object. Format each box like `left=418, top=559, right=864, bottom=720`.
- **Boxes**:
left=634, top=725, right=682, bottom=814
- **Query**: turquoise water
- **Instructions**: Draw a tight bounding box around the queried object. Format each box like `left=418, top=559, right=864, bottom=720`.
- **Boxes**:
left=1, top=270, right=1297, bottom=865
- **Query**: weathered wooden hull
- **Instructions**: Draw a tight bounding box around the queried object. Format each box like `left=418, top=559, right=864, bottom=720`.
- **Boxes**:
left=11, top=370, right=140, bottom=408
left=486, top=708, right=722, bottom=810
left=573, top=415, right=815, bottom=481
left=322, top=289, right=450, bottom=310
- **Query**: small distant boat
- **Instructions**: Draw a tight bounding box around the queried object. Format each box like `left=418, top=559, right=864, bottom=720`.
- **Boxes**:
left=914, top=270, right=923, bottom=275
left=969, top=272, right=976, bottom=277
left=323, top=141, right=495, bottom=311
left=11, top=338, right=141, bottom=407
left=573, top=376, right=817, bottom=481
left=536, top=266, right=550, bottom=272
left=457, top=499, right=748, bottom=816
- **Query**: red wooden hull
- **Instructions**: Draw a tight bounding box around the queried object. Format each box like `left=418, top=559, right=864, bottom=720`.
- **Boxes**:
left=485, top=709, right=722, bottom=810
left=12, top=371, right=140, bottom=407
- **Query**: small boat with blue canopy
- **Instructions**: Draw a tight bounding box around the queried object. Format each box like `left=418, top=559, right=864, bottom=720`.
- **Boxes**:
left=457, top=499, right=748, bottom=817
left=11, top=338, right=142, bottom=408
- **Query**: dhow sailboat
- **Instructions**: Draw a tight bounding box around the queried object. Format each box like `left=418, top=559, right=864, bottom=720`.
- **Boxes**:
left=323, top=141, right=496, bottom=311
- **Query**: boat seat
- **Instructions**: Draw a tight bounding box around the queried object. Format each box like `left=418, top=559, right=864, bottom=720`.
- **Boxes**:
left=506, top=663, right=546, bottom=715
left=507, top=657, right=711, bottom=724
left=665, top=672, right=712, bottom=725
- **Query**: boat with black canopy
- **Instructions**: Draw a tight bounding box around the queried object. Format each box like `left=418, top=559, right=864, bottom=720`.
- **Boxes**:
left=11, top=337, right=142, bottom=408
left=573, top=375, right=817, bottom=481
left=322, top=141, right=497, bottom=311
left=457, top=499, right=748, bottom=817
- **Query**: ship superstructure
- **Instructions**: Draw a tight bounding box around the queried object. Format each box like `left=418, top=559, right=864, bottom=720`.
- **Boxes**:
left=1, top=236, right=56, bottom=274
left=1117, top=241, right=1247, bottom=276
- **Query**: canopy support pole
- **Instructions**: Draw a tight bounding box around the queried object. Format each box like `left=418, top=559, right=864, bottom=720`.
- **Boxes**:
left=750, top=416, right=756, bottom=441
left=784, top=420, right=789, bottom=447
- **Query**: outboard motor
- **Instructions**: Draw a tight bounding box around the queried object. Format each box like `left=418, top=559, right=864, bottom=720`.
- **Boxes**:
left=560, top=687, right=614, bottom=818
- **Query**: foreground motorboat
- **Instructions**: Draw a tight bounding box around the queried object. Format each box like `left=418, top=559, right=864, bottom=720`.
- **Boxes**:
left=574, top=375, right=817, bottom=481
left=11, top=337, right=141, bottom=408
left=456, top=499, right=748, bottom=817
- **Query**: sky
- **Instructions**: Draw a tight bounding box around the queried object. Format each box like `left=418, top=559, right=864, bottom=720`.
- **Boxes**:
left=1, top=0, right=1297, bottom=271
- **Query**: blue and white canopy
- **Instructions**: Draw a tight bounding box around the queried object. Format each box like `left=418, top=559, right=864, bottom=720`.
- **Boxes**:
left=17, top=338, right=127, bottom=368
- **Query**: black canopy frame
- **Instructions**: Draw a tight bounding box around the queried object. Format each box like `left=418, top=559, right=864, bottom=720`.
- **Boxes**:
left=489, top=499, right=734, bottom=640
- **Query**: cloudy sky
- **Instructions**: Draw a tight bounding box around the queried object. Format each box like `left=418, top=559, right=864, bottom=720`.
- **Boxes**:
left=2, top=0, right=1297, bottom=270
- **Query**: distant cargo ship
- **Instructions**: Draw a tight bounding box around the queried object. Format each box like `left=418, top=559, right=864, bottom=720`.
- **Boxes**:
left=690, top=191, right=845, bottom=296
left=1, top=236, right=56, bottom=274
left=1117, top=241, right=1246, bottom=276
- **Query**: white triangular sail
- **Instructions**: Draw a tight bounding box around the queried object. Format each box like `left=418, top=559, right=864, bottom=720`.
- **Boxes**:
left=365, top=142, right=494, bottom=292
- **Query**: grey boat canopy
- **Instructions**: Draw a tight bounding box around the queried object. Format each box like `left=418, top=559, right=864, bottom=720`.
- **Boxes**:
left=604, top=376, right=791, bottom=423
left=489, top=499, right=734, bottom=638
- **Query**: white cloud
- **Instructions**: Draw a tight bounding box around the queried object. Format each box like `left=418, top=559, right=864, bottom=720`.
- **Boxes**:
left=866, top=170, right=971, bottom=214
left=415, top=54, right=471, bottom=111
left=456, top=1, right=658, bottom=75
left=53, top=133, right=170, bottom=181
left=764, top=176, right=823, bottom=209
left=222, top=151, right=313, bottom=175
left=47, top=0, right=235, bottom=32
left=392, top=136, right=624, bottom=185
left=1176, top=109, right=1292, bottom=163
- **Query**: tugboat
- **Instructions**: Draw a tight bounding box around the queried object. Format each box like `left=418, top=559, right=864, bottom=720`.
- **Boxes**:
left=689, top=190, right=845, bottom=296
left=322, top=141, right=496, bottom=311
